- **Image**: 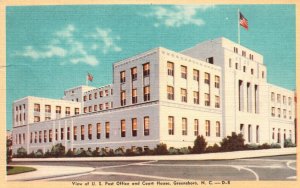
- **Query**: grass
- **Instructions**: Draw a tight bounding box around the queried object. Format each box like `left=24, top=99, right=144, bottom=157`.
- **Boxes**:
left=7, top=166, right=36, bottom=175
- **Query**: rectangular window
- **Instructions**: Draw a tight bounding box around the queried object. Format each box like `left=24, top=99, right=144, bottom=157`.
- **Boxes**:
left=132, top=118, right=137, bottom=137
left=34, top=103, right=40, bottom=112
left=288, top=97, right=292, bottom=105
left=271, top=92, right=275, bottom=102
left=256, top=125, right=259, bottom=143
left=55, top=129, right=58, bottom=141
left=44, top=130, right=47, bottom=143
left=251, top=68, right=254, bottom=75
left=215, top=76, right=220, bottom=88
left=144, top=86, right=150, bottom=101
left=193, top=91, right=199, bottom=104
left=194, top=119, right=199, bottom=136
left=34, top=132, right=37, bottom=143
left=84, top=107, right=87, bottom=113
left=66, top=107, right=70, bottom=116
left=88, top=124, right=92, bottom=140
left=131, top=67, right=137, bottom=81
left=99, top=104, right=103, bottom=110
left=144, top=116, right=149, bottom=136
left=73, top=126, right=77, bottom=141
left=81, top=125, right=85, bottom=140
left=181, top=65, right=187, bottom=79
left=277, top=94, right=281, bottom=103
left=278, top=108, right=281, bottom=118
left=45, top=105, right=51, bottom=113
left=56, top=106, right=61, bottom=114
left=121, top=90, right=126, bottom=106
left=216, top=121, right=221, bottom=137
left=143, top=63, right=150, bottom=77
left=105, top=90, right=109, bottom=96
left=105, top=122, right=110, bottom=138
left=39, top=131, right=42, bottom=143
left=61, top=128, right=64, bottom=140
left=34, top=116, right=40, bottom=122
left=84, top=95, right=87, bottom=101
left=283, top=96, right=286, bottom=104
left=49, top=129, right=52, bottom=142
left=132, top=89, right=137, bottom=104
left=235, top=63, right=239, bottom=70
left=205, top=93, right=210, bottom=106
left=89, top=106, right=92, bottom=112
left=121, top=120, right=126, bottom=137
left=100, top=91, right=103, bottom=97
left=234, top=47, right=238, bottom=53
left=205, top=120, right=210, bottom=136
left=242, top=50, right=246, bottom=57
left=97, top=123, right=101, bottom=139
left=105, top=102, right=109, bottom=109
left=120, top=71, right=126, bottom=83
left=206, top=57, right=214, bottom=64
left=204, top=72, right=210, bottom=84
left=289, top=111, right=292, bottom=119
left=272, top=128, right=275, bottom=140
left=94, top=105, right=97, bottom=111
left=215, top=96, right=220, bottom=108
left=181, top=88, right=187, bottom=102
left=167, top=61, right=174, bottom=76
left=167, top=86, right=174, bottom=100
left=89, top=94, right=92, bottom=100
left=271, top=107, right=275, bottom=117
left=193, top=69, right=199, bottom=81
left=182, top=118, right=187, bottom=135
left=168, top=116, right=174, bottom=135
left=67, top=127, right=70, bottom=140
left=283, top=109, right=287, bottom=118
left=94, top=92, right=97, bottom=99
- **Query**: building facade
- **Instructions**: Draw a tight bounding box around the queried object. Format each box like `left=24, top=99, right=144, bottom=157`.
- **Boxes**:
left=11, top=37, right=295, bottom=154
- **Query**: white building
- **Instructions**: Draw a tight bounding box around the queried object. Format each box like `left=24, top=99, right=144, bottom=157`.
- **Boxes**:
left=11, top=37, right=295, bottom=154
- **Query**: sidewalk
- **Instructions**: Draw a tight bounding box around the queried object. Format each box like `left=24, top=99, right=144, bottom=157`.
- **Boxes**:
left=12, top=147, right=296, bottom=162
left=7, top=165, right=94, bottom=181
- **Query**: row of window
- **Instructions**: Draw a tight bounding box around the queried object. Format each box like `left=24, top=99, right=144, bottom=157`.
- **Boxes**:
left=120, top=86, right=150, bottom=106
left=83, top=102, right=113, bottom=113
left=233, top=47, right=255, bottom=61
left=240, top=124, right=260, bottom=143
left=272, top=128, right=292, bottom=144
left=15, top=104, right=26, bottom=111
left=15, top=113, right=26, bottom=122
left=34, top=104, right=79, bottom=114
left=228, top=58, right=264, bottom=78
left=120, top=63, right=150, bottom=84
left=84, top=89, right=113, bottom=101
left=168, top=117, right=221, bottom=137
left=271, top=92, right=292, bottom=105
left=271, top=107, right=292, bottom=119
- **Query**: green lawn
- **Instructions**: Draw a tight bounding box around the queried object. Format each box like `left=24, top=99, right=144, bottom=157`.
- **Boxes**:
left=7, top=166, right=36, bottom=175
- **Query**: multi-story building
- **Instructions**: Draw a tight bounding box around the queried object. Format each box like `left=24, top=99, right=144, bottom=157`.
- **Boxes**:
left=11, top=37, right=295, bottom=154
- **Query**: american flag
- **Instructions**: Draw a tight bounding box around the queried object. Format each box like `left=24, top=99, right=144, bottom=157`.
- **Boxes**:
left=87, top=73, right=93, bottom=82
left=239, top=12, right=248, bottom=30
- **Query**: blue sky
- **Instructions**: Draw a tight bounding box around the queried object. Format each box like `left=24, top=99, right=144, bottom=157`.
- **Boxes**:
left=6, top=4, right=295, bottom=130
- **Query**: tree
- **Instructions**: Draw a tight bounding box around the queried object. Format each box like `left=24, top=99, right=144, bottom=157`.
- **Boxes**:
left=154, top=143, right=168, bottom=155
left=220, top=132, right=245, bottom=151
left=192, top=135, right=207, bottom=153
left=16, top=147, right=27, bottom=158
left=7, top=139, right=12, bottom=163
left=50, top=143, right=65, bottom=157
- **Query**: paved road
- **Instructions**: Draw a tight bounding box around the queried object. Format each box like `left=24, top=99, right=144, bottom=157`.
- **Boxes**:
left=10, top=155, right=296, bottom=181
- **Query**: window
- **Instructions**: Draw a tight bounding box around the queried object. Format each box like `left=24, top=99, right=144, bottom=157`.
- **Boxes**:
left=89, top=106, right=92, bottom=112
left=132, top=118, right=137, bottom=136
left=283, top=96, right=286, bottom=104
left=262, top=71, right=265, bottom=78
left=271, top=92, right=275, bottom=102
left=81, top=125, right=84, bottom=140
left=121, top=120, right=126, bottom=137
left=111, top=89, right=113, bottom=95
left=272, top=128, right=275, bottom=140
left=181, top=65, right=187, bottom=79
left=242, top=51, right=246, bottom=57
left=105, top=122, right=110, bottom=138
left=215, top=96, right=220, bottom=108
left=66, top=107, right=70, bottom=116
left=100, top=91, right=103, bottom=97
left=94, top=92, right=97, bottom=99
left=99, top=104, right=103, bottom=110
left=205, top=120, right=210, bottom=136
left=34, top=131, right=37, bottom=143
left=61, top=128, right=64, bottom=140
left=283, top=109, right=287, bottom=118
left=105, top=102, right=109, bottom=109
left=181, top=88, right=187, bottom=102
left=56, top=106, right=61, bottom=114
left=216, top=121, right=221, bottom=137
left=289, top=111, right=292, bottom=119
left=271, top=107, right=275, bottom=117
left=120, top=71, right=126, bottom=83
left=182, top=118, right=187, bottom=135
left=84, top=95, right=87, bottom=101
left=204, top=72, right=210, bottom=84
left=67, top=127, right=70, bottom=140
left=143, top=63, right=150, bottom=77
left=206, top=57, right=214, bottom=64
left=45, top=105, right=51, bottom=113
left=277, top=128, right=281, bottom=143
left=249, top=54, right=254, bottom=60
left=144, top=86, right=150, bottom=101
left=235, top=63, right=238, bottom=70
left=215, top=75, right=220, bottom=88
left=193, top=91, right=199, bottom=104
left=229, top=58, right=232, bottom=68
left=234, top=47, right=238, bottom=53
left=277, top=108, right=281, bottom=118
left=194, top=119, right=199, bottom=136
left=88, top=124, right=92, bottom=140
left=166, top=86, right=174, bottom=100
left=39, top=131, right=42, bottom=143
left=94, top=105, right=97, bottom=111
left=16, top=114, right=18, bottom=122
left=45, top=115, right=51, bottom=121
left=44, top=130, right=47, bottom=143
left=256, top=125, right=259, bottom=143
left=97, top=123, right=101, bottom=139
left=251, top=68, right=254, bottom=75
left=121, top=90, right=126, bottom=106
left=73, top=126, right=77, bottom=141
left=131, top=67, right=137, bottom=81
left=193, top=69, right=199, bottom=81
left=89, top=94, right=92, bottom=100
left=243, top=66, right=246, bottom=72
left=20, top=114, right=22, bottom=122
left=288, top=97, right=292, bottom=105
left=205, top=93, right=210, bottom=106
left=16, top=106, right=18, bottom=111
left=55, top=129, right=58, bottom=141
left=248, top=125, right=252, bottom=142
left=49, top=129, right=52, bottom=142
left=34, top=116, right=40, bottom=122
left=132, top=89, right=137, bottom=104
left=105, top=90, right=109, bottom=96
left=167, top=62, right=174, bottom=76
left=168, top=116, right=174, bottom=135
left=144, top=116, right=149, bottom=136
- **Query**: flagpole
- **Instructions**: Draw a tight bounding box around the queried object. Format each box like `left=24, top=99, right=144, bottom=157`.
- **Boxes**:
left=238, top=8, right=240, bottom=44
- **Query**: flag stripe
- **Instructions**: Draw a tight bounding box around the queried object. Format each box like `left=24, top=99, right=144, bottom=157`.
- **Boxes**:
left=239, top=12, right=248, bottom=30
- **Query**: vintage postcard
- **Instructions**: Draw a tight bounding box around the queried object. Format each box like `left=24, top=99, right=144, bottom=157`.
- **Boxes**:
left=1, top=1, right=299, bottom=188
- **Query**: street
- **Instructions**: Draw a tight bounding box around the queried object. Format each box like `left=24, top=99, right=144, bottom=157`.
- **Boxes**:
left=10, top=155, right=296, bottom=181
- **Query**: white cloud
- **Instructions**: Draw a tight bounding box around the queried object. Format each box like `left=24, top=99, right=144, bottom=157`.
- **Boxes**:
left=88, top=27, right=122, bottom=54
left=70, top=55, right=99, bottom=66
left=146, top=5, right=215, bottom=27
left=16, top=45, right=66, bottom=60
left=55, top=24, right=75, bottom=38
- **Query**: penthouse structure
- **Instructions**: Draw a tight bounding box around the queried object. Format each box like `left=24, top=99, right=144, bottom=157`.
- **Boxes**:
left=11, top=37, right=296, bottom=154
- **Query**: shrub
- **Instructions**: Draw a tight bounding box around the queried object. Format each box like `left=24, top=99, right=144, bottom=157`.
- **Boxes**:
left=168, top=147, right=179, bottom=155
left=220, top=132, right=245, bottom=151
left=154, top=143, right=168, bottom=155
left=205, top=144, right=221, bottom=153
left=86, top=149, right=93, bottom=157
left=179, top=147, right=190, bottom=154
left=258, top=143, right=271, bottom=149
left=192, top=135, right=207, bottom=154
left=136, top=147, right=143, bottom=155
left=92, top=148, right=100, bottom=157
left=143, top=148, right=154, bottom=155
left=270, top=143, right=281, bottom=148
left=74, top=149, right=87, bottom=157
left=284, top=139, right=296, bottom=147
left=16, top=147, right=27, bottom=158
left=125, top=149, right=135, bottom=156
left=114, top=148, right=125, bottom=156
left=7, top=139, right=12, bottom=163
left=245, top=144, right=259, bottom=150
left=44, top=150, right=51, bottom=158
left=35, top=149, right=44, bottom=158
left=65, top=149, right=75, bottom=157
left=28, top=151, right=35, bottom=158
left=50, top=143, right=65, bottom=157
